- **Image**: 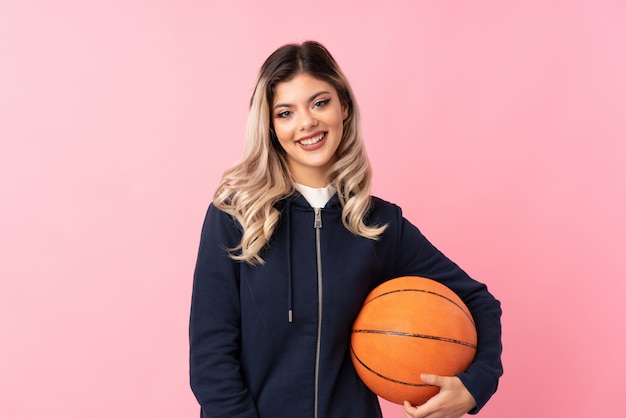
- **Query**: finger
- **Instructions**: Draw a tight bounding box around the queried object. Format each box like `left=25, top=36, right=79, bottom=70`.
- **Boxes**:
left=421, top=373, right=444, bottom=387
left=410, top=376, right=476, bottom=418
left=403, top=401, right=418, bottom=418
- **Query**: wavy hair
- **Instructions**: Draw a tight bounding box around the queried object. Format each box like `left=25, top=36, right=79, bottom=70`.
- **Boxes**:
left=214, top=41, right=387, bottom=265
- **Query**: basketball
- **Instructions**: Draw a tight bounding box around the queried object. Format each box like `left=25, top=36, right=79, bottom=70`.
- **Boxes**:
left=350, top=276, right=477, bottom=406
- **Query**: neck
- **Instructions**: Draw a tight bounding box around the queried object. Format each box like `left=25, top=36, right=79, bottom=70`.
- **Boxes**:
left=291, top=169, right=330, bottom=188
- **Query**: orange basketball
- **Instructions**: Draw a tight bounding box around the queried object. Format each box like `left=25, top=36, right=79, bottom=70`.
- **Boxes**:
left=350, top=276, right=477, bottom=406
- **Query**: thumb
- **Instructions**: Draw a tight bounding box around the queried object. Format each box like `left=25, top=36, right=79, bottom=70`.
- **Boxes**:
left=421, top=373, right=443, bottom=386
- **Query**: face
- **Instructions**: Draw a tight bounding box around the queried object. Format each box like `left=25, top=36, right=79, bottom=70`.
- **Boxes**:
left=271, top=73, right=348, bottom=187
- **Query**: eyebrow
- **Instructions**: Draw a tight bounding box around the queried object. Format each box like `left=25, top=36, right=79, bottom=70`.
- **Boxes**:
left=273, top=91, right=331, bottom=110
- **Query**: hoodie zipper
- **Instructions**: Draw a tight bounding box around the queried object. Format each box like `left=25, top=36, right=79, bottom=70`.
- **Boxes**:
left=313, top=207, right=323, bottom=418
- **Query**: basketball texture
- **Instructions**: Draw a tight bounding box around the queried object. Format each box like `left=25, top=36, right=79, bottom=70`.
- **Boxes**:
left=350, top=276, right=477, bottom=405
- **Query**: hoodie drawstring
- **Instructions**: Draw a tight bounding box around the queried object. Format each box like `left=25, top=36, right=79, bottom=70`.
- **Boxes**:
left=286, top=200, right=294, bottom=323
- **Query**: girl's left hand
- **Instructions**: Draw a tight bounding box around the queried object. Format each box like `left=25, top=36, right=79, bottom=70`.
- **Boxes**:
left=403, top=374, right=476, bottom=418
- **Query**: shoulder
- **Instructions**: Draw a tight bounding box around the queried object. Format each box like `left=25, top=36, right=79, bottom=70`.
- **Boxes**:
left=200, top=203, right=243, bottom=240
left=364, top=196, right=411, bottom=239
left=369, top=195, right=404, bottom=220
left=368, top=196, right=424, bottom=240
left=370, top=195, right=400, bottom=209
left=205, top=201, right=235, bottom=221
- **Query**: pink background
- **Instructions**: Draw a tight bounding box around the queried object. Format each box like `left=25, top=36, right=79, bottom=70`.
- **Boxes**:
left=1, top=1, right=625, bottom=417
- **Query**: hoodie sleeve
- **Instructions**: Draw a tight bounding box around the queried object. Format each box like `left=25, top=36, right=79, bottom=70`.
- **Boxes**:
left=391, top=211, right=503, bottom=414
left=189, top=204, right=260, bottom=418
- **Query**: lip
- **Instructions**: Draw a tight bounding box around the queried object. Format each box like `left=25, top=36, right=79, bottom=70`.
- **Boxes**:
left=296, top=130, right=326, bottom=143
left=296, top=131, right=327, bottom=151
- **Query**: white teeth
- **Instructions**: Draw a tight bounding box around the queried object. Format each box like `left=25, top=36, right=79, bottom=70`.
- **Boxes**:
left=299, top=133, right=325, bottom=146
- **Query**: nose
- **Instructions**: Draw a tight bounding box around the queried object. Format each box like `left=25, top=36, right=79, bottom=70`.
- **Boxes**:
left=298, top=110, right=318, bottom=131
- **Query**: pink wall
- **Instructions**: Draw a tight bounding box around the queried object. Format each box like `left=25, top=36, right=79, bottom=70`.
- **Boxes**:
left=1, top=1, right=625, bottom=417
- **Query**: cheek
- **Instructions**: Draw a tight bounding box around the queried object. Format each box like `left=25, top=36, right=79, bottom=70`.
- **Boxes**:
left=274, top=129, right=290, bottom=145
left=333, top=108, right=347, bottom=130
left=333, top=117, right=345, bottom=135
left=273, top=123, right=292, bottom=142
left=274, top=129, right=296, bottom=152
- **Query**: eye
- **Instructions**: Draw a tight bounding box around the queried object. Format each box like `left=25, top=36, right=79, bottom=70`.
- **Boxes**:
left=313, top=99, right=330, bottom=109
left=275, top=110, right=292, bottom=119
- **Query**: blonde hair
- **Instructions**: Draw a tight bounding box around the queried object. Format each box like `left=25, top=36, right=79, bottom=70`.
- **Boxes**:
left=214, top=41, right=387, bottom=265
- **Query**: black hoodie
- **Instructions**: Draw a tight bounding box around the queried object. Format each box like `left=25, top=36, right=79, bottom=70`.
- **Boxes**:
left=190, top=192, right=502, bottom=417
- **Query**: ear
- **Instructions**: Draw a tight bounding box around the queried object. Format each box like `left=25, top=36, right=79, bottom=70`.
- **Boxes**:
left=342, top=103, right=349, bottom=121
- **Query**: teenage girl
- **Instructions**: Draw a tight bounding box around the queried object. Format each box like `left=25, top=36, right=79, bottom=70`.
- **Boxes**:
left=190, top=41, right=503, bottom=418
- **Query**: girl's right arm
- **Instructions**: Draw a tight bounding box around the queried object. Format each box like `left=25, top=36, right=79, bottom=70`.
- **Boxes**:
left=189, top=204, right=260, bottom=418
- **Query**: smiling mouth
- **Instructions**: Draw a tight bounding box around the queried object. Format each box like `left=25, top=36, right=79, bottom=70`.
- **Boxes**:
left=298, top=132, right=326, bottom=146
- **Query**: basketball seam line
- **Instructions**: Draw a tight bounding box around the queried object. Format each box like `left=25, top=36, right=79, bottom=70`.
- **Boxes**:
left=365, top=288, right=476, bottom=327
left=350, top=345, right=433, bottom=387
left=351, top=329, right=477, bottom=349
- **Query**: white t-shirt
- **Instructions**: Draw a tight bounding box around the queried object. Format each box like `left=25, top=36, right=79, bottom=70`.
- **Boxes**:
left=293, top=183, right=337, bottom=208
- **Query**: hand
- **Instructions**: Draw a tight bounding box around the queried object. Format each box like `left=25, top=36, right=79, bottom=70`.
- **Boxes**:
left=403, top=374, right=476, bottom=418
